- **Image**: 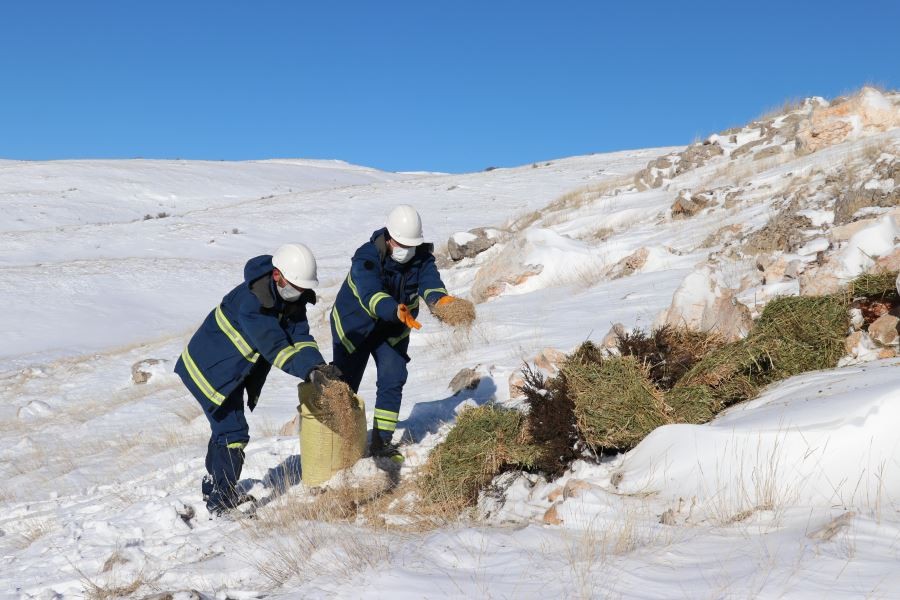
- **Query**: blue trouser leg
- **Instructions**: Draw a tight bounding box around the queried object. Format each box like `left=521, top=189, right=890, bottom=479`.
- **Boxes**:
left=371, top=338, right=409, bottom=442
left=332, top=338, right=370, bottom=393
left=201, top=385, right=250, bottom=510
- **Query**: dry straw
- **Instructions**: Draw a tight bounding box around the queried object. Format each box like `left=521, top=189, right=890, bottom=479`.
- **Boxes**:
left=419, top=405, right=538, bottom=509
left=431, top=298, right=476, bottom=327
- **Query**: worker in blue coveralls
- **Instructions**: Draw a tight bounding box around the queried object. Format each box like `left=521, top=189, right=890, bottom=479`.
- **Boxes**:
left=175, top=243, right=341, bottom=516
left=330, top=205, right=465, bottom=463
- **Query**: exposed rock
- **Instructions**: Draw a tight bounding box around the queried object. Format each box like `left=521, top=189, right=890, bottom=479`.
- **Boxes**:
left=634, top=141, right=724, bottom=190
left=562, top=478, right=592, bottom=499
left=754, top=144, right=785, bottom=161
left=448, top=228, right=502, bottom=261
left=470, top=236, right=544, bottom=302
left=449, top=367, right=482, bottom=394
left=700, top=224, right=743, bottom=248
left=508, top=371, right=526, bottom=399
left=600, top=323, right=627, bottom=351
left=533, top=348, right=566, bottom=373
left=730, top=137, right=768, bottom=159
left=878, top=348, right=898, bottom=359
left=796, top=87, right=900, bottom=154
left=784, top=260, right=804, bottom=280
left=608, top=247, right=650, bottom=279
left=869, top=314, right=900, bottom=346
left=543, top=502, right=563, bottom=525
left=873, top=246, right=900, bottom=273
left=671, top=190, right=710, bottom=218
left=546, top=486, right=563, bottom=502
left=655, top=268, right=752, bottom=342
left=845, top=330, right=877, bottom=358
left=131, top=358, right=169, bottom=385
left=799, top=261, right=845, bottom=296
left=744, top=203, right=813, bottom=254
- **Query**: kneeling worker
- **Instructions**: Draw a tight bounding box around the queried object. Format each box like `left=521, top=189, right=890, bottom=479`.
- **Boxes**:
left=175, top=243, right=339, bottom=515
left=330, top=205, right=467, bottom=462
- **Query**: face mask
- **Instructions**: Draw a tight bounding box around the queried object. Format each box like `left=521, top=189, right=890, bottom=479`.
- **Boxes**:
left=277, top=282, right=302, bottom=302
left=391, top=246, right=415, bottom=264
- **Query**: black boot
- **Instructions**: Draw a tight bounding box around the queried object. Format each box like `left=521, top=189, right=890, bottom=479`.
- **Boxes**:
left=369, top=432, right=404, bottom=464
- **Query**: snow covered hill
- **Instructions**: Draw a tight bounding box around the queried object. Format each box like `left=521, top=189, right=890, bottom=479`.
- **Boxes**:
left=2, top=87, right=899, bottom=598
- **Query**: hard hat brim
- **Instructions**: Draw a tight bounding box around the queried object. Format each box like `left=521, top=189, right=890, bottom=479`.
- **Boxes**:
left=390, top=233, right=424, bottom=246
left=286, top=277, right=319, bottom=289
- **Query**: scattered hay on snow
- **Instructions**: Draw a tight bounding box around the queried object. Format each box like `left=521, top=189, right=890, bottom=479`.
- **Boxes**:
left=431, top=298, right=477, bottom=327
left=419, top=405, right=538, bottom=509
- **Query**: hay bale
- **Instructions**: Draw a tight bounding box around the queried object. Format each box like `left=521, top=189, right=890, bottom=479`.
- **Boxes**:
left=521, top=363, right=579, bottom=475
left=419, top=405, right=538, bottom=508
left=432, top=298, right=477, bottom=326
left=615, top=325, right=724, bottom=391
left=849, top=271, right=899, bottom=303
left=666, top=385, right=721, bottom=424
left=564, top=355, right=669, bottom=451
left=676, top=294, right=850, bottom=408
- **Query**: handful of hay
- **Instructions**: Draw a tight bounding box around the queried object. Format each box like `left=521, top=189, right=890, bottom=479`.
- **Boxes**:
left=306, top=379, right=363, bottom=444
left=431, top=297, right=476, bottom=327
left=419, top=405, right=538, bottom=508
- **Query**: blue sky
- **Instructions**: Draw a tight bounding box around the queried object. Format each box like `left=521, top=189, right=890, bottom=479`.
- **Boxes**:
left=1, top=1, right=898, bottom=173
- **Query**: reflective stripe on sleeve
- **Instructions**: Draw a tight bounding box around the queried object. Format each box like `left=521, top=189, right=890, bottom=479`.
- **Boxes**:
left=368, top=292, right=391, bottom=316
left=332, top=306, right=356, bottom=354
left=423, top=287, right=448, bottom=301
left=273, top=341, right=320, bottom=370
left=215, top=305, right=260, bottom=363
left=346, top=273, right=376, bottom=318
left=180, top=348, right=226, bottom=405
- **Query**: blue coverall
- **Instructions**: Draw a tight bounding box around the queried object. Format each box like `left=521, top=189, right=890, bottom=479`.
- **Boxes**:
left=175, top=255, right=324, bottom=510
left=330, top=228, right=448, bottom=442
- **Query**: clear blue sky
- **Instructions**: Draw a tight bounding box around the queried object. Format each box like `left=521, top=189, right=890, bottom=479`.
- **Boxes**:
left=1, top=1, right=898, bottom=173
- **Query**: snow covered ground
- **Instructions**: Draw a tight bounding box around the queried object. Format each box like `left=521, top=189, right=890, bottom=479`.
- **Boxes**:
left=2, top=95, right=900, bottom=598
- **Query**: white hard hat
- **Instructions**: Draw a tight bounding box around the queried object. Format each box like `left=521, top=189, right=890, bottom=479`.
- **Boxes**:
left=386, top=204, right=425, bottom=246
left=272, top=243, right=319, bottom=288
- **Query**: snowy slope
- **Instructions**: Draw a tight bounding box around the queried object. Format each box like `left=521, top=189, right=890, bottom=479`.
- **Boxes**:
left=2, top=90, right=900, bottom=598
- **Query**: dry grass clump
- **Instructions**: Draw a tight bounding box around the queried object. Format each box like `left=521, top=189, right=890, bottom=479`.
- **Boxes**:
left=419, top=405, right=538, bottom=509
left=677, top=294, right=850, bottom=408
left=849, top=270, right=899, bottom=303
left=521, top=362, right=579, bottom=476
left=431, top=298, right=477, bottom=327
left=314, top=379, right=362, bottom=442
left=615, top=325, right=725, bottom=391
left=564, top=355, right=670, bottom=451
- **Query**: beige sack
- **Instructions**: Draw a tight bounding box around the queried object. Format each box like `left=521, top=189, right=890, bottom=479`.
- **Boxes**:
left=298, top=382, right=367, bottom=487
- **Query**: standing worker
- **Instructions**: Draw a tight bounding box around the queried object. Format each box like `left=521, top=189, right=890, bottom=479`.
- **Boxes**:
left=175, top=243, right=340, bottom=516
left=330, top=205, right=468, bottom=462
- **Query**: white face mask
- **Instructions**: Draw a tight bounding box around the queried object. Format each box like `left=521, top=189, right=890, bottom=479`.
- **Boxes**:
left=277, top=282, right=303, bottom=302
left=391, top=246, right=415, bottom=264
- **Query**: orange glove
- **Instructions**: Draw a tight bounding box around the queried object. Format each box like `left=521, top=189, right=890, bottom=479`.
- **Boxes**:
left=436, top=296, right=456, bottom=306
left=397, top=304, right=422, bottom=329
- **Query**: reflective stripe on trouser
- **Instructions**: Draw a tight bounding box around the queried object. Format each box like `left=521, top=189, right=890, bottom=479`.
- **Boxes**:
left=332, top=330, right=409, bottom=443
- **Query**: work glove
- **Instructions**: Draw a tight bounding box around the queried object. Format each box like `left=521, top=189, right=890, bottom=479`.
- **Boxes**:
left=397, top=304, right=422, bottom=330
left=436, top=295, right=456, bottom=306
left=307, top=363, right=344, bottom=395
